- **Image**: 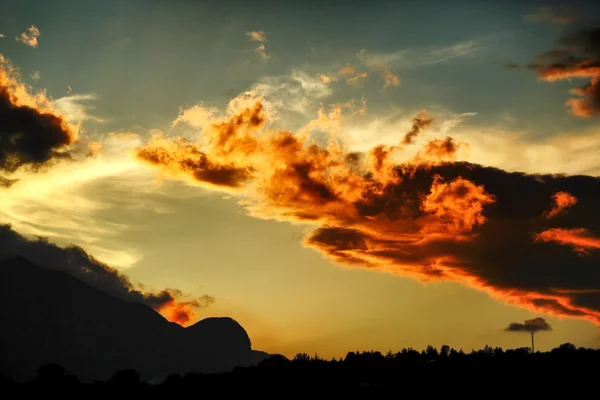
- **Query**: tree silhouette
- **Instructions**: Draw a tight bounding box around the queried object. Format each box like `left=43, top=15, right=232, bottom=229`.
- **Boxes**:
left=33, top=364, right=79, bottom=385
left=107, top=369, right=142, bottom=386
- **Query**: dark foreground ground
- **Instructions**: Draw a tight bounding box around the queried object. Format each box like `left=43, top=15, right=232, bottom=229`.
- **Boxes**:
left=2, top=343, right=598, bottom=389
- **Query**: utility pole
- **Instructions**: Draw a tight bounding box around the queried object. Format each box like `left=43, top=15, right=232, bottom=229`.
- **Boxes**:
left=531, top=332, right=535, bottom=353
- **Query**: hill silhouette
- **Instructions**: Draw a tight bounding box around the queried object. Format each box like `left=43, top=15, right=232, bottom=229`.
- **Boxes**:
left=0, top=255, right=269, bottom=383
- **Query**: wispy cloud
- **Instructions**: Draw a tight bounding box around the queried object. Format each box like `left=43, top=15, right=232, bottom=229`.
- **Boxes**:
left=246, top=30, right=269, bottom=61
left=318, top=73, right=331, bottom=84
left=343, top=108, right=600, bottom=176
left=16, top=25, right=40, bottom=48
left=253, top=70, right=332, bottom=117
left=338, top=65, right=369, bottom=86
left=54, top=94, right=105, bottom=124
left=0, top=34, right=4, bottom=39
left=246, top=30, right=266, bottom=42
left=383, top=71, right=400, bottom=89
left=31, top=71, right=40, bottom=81
left=255, top=42, right=269, bottom=61
left=523, top=7, right=573, bottom=24
left=359, top=39, right=483, bottom=70
left=0, top=131, right=181, bottom=269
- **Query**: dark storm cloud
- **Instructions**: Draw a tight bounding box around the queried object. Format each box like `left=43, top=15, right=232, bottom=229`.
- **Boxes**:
left=505, top=318, right=552, bottom=333
left=0, top=60, right=75, bottom=174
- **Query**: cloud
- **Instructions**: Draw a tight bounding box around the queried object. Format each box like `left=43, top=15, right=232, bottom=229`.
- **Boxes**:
left=318, top=74, right=332, bottom=85
left=359, top=39, right=483, bottom=71
left=255, top=42, right=269, bottom=61
left=251, top=70, right=332, bottom=117
left=526, top=27, right=600, bottom=117
left=136, top=99, right=600, bottom=325
left=505, top=318, right=552, bottom=333
left=154, top=292, right=215, bottom=325
left=401, top=111, right=434, bottom=145
left=535, top=228, right=600, bottom=254
left=359, top=39, right=483, bottom=88
left=0, top=130, right=186, bottom=269
left=523, top=7, right=573, bottom=24
left=0, top=34, right=4, bottom=39
left=544, top=191, right=578, bottom=219
left=504, top=62, right=520, bottom=69
left=0, top=224, right=214, bottom=326
left=344, top=108, right=600, bottom=177
left=0, top=176, right=18, bottom=188
left=30, top=71, right=40, bottom=81
left=246, top=30, right=268, bottom=60
left=0, top=54, right=76, bottom=175
left=16, top=25, right=40, bottom=48
left=414, top=136, right=466, bottom=164
left=383, top=71, right=400, bottom=89
left=338, top=65, right=368, bottom=86
left=246, top=30, right=266, bottom=42
left=53, top=94, right=105, bottom=123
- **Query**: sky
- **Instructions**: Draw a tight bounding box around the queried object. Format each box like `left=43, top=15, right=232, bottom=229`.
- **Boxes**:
left=1, top=0, right=600, bottom=358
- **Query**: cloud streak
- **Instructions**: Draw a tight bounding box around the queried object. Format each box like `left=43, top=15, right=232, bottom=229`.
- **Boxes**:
left=338, top=65, right=369, bottom=86
left=359, top=39, right=483, bottom=71
left=523, top=7, right=573, bottom=24
left=53, top=94, right=105, bottom=124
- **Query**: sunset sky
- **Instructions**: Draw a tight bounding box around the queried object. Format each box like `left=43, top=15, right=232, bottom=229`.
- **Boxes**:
left=2, top=0, right=600, bottom=358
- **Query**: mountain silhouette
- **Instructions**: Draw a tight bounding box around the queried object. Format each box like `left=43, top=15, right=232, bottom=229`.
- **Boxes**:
left=0, top=255, right=269, bottom=382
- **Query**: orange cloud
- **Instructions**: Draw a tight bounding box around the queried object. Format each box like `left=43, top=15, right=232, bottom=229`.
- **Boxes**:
left=158, top=300, right=196, bottom=325
left=338, top=65, right=368, bottom=86
left=137, top=99, right=600, bottom=325
left=338, top=65, right=356, bottom=77
left=245, top=31, right=268, bottom=60
left=383, top=71, right=400, bottom=88
left=346, top=72, right=368, bottom=86
left=414, top=136, right=465, bottom=163
left=0, top=54, right=76, bottom=174
left=87, top=141, right=103, bottom=158
left=402, top=110, right=434, bottom=145
left=421, top=175, right=495, bottom=234
left=544, top=191, right=578, bottom=219
left=16, top=25, right=40, bottom=48
left=246, top=30, right=266, bottom=42
left=318, top=73, right=332, bottom=85
left=535, top=228, right=600, bottom=254
left=156, top=294, right=215, bottom=326
left=526, top=27, right=600, bottom=118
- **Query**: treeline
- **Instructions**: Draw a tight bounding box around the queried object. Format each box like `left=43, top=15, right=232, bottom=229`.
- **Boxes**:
left=2, top=343, right=598, bottom=387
